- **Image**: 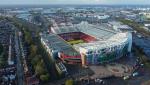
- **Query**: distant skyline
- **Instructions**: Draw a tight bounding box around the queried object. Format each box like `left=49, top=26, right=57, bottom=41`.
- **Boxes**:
left=0, top=0, right=150, bottom=5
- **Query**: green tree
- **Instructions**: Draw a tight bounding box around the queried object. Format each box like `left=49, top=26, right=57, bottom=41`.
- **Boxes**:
left=65, top=79, right=73, bottom=85
left=0, top=44, right=3, bottom=54
left=30, top=45, right=37, bottom=57
left=0, top=57, right=6, bottom=68
left=24, top=30, right=33, bottom=45
left=40, top=73, right=50, bottom=82
left=31, top=55, right=41, bottom=66
left=35, top=60, right=46, bottom=75
left=35, top=64, right=44, bottom=75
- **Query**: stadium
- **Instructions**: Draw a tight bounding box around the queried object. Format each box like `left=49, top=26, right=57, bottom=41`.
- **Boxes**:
left=41, top=22, right=132, bottom=65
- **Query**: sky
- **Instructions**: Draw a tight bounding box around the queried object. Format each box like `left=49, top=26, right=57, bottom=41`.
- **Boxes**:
left=0, top=0, right=149, bottom=5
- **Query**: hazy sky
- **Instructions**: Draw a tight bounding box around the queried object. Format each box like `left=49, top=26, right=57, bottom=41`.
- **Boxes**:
left=0, top=0, right=149, bottom=5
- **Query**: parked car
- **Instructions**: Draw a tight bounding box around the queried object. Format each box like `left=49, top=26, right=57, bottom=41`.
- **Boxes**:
left=132, top=72, right=139, bottom=77
left=123, top=76, right=130, bottom=80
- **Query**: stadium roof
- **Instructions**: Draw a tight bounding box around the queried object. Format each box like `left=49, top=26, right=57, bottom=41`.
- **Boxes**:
left=41, top=33, right=80, bottom=56
left=77, top=22, right=117, bottom=40
left=51, top=21, right=117, bottom=40
left=51, top=25, right=80, bottom=34
left=43, top=21, right=130, bottom=55
left=73, top=33, right=129, bottom=52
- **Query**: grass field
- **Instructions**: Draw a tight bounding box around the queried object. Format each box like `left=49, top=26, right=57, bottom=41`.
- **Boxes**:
left=68, top=40, right=85, bottom=45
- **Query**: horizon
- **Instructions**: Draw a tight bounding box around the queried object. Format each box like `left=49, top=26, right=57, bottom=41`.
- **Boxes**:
left=0, top=0, right=150, bottom=5
left=0, top=4, right=150, bottom=8
left=0, top=4, right=150, bottom=9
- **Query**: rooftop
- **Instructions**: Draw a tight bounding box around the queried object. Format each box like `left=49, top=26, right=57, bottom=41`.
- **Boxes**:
left=42, top=22, right=130, bottom=56
left=41, top=33, right=80, bottom=56
left=73, top=33, right=129, bottom=52
left=77, top=22, right=117, bottom=40
left=51, top=21, right=117, bottom=40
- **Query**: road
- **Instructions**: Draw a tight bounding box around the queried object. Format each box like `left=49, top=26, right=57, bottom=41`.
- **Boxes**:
left=15, top=29, right=24, bottom=85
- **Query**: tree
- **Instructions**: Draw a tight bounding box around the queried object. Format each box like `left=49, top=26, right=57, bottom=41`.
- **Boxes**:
left=24, top=30, right=33, bottom=45
left=0, top=57, right=6, bottom=68
left=31, top=55, right=41, bottom=66
left=40, top=73, right=50, bottom=82
left=0, top=44, right=3, bottom=54
left=35, top=60, right=46, bottom=76
left=35, top=64, right=45, bottom=75
left=65, top=79, right=73, bottom=85
left=30, top=45, right=37, bottom=57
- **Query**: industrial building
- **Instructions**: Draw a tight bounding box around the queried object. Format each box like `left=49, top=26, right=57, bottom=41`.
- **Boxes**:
left=41, top=21, right=132, bottom=66
left=108, top=21, right=133, bottom=32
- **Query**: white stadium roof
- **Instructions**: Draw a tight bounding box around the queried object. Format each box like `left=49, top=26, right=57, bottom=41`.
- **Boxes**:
left=73, top=33, right=129, bottom=52
left=51, top=21, right=117, bottom=40
left=49, top=21, right=131, bottom=54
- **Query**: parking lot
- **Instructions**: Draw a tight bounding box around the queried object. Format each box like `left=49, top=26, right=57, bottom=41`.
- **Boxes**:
left=71, top=51, right=150, bottom=85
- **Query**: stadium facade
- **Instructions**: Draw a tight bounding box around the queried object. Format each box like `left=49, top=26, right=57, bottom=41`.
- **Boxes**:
left=41, top=22, right=132, bottom=65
